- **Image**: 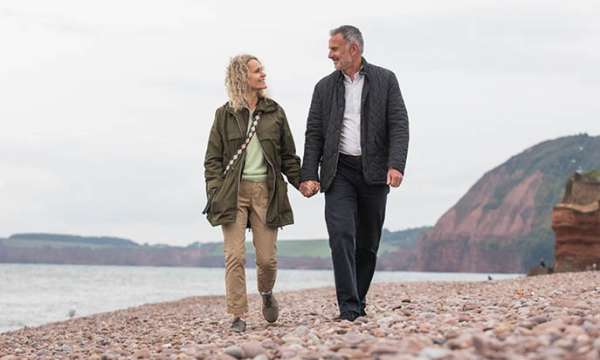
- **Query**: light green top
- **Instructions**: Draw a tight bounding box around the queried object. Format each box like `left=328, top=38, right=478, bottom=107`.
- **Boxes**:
left=242, top=110, right=268, bottom=182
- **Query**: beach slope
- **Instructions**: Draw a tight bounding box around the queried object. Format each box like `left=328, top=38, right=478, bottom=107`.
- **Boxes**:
left=1, top=272, right=599, bottom=359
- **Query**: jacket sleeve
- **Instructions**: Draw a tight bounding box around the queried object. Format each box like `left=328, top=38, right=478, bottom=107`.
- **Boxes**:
left=204, top=109, right=224, bottom=196
left=386, top=72, right=409, bottom=174
left=279, top=107, right=301, bottom=189
left=280, top=109, right=300, bottom=189
left=300, top=83, right=324, bottom=182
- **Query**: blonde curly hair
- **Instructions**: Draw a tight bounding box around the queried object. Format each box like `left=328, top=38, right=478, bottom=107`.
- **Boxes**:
left=225, top=54, right=268, bottom=111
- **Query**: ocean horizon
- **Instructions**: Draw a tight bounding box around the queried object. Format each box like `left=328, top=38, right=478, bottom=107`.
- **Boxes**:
left=0, top=263, right=522, bottom=333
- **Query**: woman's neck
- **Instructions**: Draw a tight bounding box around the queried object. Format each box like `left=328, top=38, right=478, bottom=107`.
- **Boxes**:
left=245, top=92, right=258, bottom=112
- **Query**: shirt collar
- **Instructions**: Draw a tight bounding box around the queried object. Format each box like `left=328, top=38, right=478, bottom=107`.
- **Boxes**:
left=343, top=67, right=364, bottom=83
left=342, top=59, right=366, bottom=83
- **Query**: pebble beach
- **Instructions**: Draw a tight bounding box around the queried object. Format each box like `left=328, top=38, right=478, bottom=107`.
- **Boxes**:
left=1, top=271, right=600, bottom=360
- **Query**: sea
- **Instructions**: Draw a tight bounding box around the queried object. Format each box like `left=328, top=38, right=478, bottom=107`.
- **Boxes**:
left=0, top=264, right=522, bottom=333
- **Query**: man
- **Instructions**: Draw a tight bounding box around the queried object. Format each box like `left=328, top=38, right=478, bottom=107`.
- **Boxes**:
left=300, top=25, right=409, bottom=321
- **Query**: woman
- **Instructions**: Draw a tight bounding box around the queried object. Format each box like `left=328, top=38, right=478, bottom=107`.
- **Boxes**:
left=203, top=54, right=301, bottom=332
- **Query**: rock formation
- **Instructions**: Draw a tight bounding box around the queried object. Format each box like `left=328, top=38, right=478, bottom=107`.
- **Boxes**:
left=552, top=171, right=600, bottom=272
left=416, top=134, right=600, bottom=273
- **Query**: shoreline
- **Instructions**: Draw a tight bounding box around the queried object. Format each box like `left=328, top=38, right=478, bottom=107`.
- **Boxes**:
left=0, top=264, right=521, bottom=335
left=1, top=272, right=599, bottom=359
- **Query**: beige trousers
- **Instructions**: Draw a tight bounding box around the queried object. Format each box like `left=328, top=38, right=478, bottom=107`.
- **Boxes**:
left=222, top=181, right=278, bottom=316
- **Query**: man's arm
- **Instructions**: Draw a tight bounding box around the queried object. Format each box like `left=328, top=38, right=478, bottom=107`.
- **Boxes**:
left=300, top=83, right=324, bottom=183
left=386, top=72, right=409, bottom=176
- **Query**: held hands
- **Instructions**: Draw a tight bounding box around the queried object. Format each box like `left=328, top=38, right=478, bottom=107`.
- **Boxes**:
left=299, top=170, right=400, bottom=197
left=299, top=180, right=320, bottom=198
left=387, top=168, right=404, bottom=188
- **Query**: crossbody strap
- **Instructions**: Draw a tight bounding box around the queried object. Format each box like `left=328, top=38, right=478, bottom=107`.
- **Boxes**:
left=223, top=113, right=260, bottom=176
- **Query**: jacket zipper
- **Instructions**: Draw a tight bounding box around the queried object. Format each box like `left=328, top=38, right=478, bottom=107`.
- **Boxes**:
left=253, top=111, right=277, bottom=222
left=233, top=111, right=245, bottom=217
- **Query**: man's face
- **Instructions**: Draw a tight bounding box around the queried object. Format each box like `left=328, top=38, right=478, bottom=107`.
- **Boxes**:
left=328, top=33, right=354, bottom=71
left=246, top=59, right=267, bottom=92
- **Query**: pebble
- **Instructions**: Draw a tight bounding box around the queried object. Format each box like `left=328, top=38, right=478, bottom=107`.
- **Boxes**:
left=223, top=345, right=243, bottom=359
left=239, top=341, right=265, bottom=358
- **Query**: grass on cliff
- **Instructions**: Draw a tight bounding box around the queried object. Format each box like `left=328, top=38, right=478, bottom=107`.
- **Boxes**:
left=584, top=169, right=600, bottom=180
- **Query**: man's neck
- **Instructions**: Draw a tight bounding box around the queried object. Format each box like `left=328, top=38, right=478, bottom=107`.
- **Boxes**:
left=342, top=57, right=363, bottom=80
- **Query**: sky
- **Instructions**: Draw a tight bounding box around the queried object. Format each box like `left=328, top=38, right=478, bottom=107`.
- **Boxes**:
left=1, top=0, right=599, bottom=246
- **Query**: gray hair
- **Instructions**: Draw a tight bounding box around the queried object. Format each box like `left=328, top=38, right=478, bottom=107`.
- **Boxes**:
left=330, top=25, right=364, bottom=54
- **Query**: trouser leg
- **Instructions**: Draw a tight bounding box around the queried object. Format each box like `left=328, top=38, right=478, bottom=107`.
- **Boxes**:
left=249, top=182, right=278, bottom=293
left=355, top=183, right=388, bottom=309
left=325, top=163, right=361, bottom=316
left=222, top=182, right=251, bottom=316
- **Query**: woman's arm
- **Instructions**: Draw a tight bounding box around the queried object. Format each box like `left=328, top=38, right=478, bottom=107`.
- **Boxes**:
left=204, top=109, right=225, bottom=195
left=279, top=107, right=301, bottom=189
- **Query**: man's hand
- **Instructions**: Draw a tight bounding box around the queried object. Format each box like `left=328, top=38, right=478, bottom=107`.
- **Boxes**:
left=387, top=168, right=403, bottom=188
left=300, top=180, right=320, bottom=197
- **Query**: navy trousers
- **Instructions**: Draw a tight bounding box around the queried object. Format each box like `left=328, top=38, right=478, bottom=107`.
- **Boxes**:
left=325, top=154, right=389, bottom=317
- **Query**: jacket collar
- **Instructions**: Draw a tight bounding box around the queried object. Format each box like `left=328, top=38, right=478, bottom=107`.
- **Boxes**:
left=336, top=57, right=370, bottom=82
left=225, top=96, right=277, bottom=116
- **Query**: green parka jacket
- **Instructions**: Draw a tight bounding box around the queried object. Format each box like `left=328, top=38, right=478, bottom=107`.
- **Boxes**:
left=203, top=97, right=301, bottom=228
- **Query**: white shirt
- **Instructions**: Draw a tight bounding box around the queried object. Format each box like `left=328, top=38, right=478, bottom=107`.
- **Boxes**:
left=339, top=71, right=364, bottom=156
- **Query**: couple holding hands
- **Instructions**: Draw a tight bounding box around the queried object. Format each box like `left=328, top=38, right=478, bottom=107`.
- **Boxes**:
left=203, top=25, right=409, bottom=332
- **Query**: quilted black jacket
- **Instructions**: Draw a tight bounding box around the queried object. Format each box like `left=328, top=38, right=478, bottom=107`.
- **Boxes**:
left=301, top=58, right=409, bottom=192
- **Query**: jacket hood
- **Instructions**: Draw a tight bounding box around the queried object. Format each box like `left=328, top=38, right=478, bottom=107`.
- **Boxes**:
left=224, top=97, right=279, bottom=116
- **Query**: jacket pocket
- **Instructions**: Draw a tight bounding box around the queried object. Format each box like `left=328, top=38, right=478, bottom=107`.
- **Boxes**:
left=202, top=189, right=217, bottom=215
left=276, top=177, right=292, bottom=218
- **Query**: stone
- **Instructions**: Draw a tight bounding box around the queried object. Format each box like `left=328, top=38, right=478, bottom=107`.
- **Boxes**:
left=370, top=343, right=399, bottom=356
left=133, top=348, right=151, bottom=359
left=281, top=334, right=303, bottom=345
left=532, top=319, right=565, bottom=335
left=279, top=344, right=302, bottom=359
left=493, top=322, right=513, bottom=338
left=240, top=341, right=265, bottom=358
left=223, top=345, right=243, bottom=359
left=342, top=332, right=368, bottom=347
left=419, top=347, right=452, bottom=359
left=100, top=351, right=119, bottom=360
left=292, top=326, right=310, bottom=337
left=337, top=348, right=367, bottom=359
left=593, top=338, right=600, bottom=351
left=447, top=333, right=473, bottom=350
left=371, top=328, right=386, bottom=337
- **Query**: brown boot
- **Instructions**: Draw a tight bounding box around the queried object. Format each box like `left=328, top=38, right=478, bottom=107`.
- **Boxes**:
left=230, top=317, right=246, bottom=333
left=261, top=292, right=279, bottom=323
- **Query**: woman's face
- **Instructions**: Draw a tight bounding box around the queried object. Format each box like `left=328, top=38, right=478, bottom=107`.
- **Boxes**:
left=247, top=59, right=267, bottom=92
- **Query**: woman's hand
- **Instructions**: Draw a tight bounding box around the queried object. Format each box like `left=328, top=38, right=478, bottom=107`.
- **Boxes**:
left=299, top=181, right=320, bottom=197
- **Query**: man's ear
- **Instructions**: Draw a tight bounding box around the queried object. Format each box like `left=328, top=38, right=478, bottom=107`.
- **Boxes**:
left=350, top=43, right=360, bottom=56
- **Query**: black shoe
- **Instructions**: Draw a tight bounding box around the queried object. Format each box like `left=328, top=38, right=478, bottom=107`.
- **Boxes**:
left=261, top=291, right=279, bottom=323
left=230, top=317, right=246, bottom=333
left=335, top=312, right=360, bottom=322
left=360, top=303, right=367, bottom=317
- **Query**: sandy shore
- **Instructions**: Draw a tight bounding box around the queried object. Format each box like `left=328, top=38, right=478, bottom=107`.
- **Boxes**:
left=1, top=271, right=599, bottom=359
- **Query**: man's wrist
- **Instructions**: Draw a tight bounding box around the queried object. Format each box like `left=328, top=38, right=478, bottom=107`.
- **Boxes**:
left=388, top=167, right=403, bottom=175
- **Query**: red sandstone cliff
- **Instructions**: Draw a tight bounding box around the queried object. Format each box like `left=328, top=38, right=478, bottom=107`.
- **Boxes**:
left=415, top=134, right=600, bottom=273
left=552, top=172, right=600, bottom=272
